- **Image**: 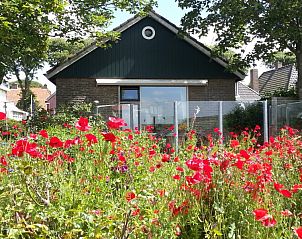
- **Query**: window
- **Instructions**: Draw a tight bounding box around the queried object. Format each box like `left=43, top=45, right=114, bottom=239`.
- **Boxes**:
left=120, top=87, right=139, bottom=101
left=140, top=87, right=187, bottom=128
left=142, top=26, right=155, bottom=40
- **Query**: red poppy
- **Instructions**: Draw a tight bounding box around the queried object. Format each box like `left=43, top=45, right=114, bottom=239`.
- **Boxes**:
left=125, top=191, right=136, bottom=202
left=279, top=189, right=292, bottom=198
left=101, top=132, right=116, bottom=142
left=85, top=133, right=98, bottom=144
left=274, top=182, right=283, bottom=191
left=281, top=209, right=293, bottom=217
left=261, top=216, right=277, bottom=227
left=186, top=171, right=202, bottom=185
left=0, top=156, right=8, bottom=166
left=39, top=129, right=49, bottom=138
left=186, top=158, right=203, bottom=171
left=107, top=117, right=127, bottom=129
left=294, top=227, right=302, bottom=239
left=239, top=149, right=250, bottom=160
left=292, top=184, right=302, bottom=193
left=230, top=140, right=240, bottom=148
left=274, top=182, right=292, bottom=198
left=253, top=209, right=268, bottom=221
left=131, top=208, right=140, bottom=216
left=75, top=117, right=91, bottom=131
left=48, top=136, right=63, bottom=148
left=176, top=166, right=184, bottom=172
left=162, top=154, right=170, bottom=162
left=173, top=175, right=181, bottom=180
left=0, top=112, right=6, bottom=120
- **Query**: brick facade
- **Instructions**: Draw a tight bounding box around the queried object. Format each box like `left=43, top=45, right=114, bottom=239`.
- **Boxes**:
left=56, top=78, right=236, bottom=121
left=56, top=78, right=119, bottom=119
left=188, top=79, right=236, bottom=134
left=188, top=79, right=236, bottom=101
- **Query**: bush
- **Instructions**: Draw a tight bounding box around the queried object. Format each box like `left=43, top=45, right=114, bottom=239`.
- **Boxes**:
left=224, top=103, right=263, bottom=134
left=29, top=102, right=105, bottom=131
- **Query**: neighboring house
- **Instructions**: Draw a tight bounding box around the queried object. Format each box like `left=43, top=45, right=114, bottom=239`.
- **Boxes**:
left=7, top=84, right=51, bottom=110
left=236, top=81, right=261, bottom=101
left=0, top=84, right=28, bottom=121
left=46, top=92, right=56, bottom=114
left=46, top=11, right=245, bottom=129
left=251, top=65, right=298, bottom=97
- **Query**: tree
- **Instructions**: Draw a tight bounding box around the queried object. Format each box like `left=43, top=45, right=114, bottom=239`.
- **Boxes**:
left=209, top=45, right=247, bottom=73
left=177, top=0, right=302, bottom=97
left=47, top=38, right=93, bottom=67
left=263, top=51, right=296, bottom=69
left=0, top=0, right=156, bottom=109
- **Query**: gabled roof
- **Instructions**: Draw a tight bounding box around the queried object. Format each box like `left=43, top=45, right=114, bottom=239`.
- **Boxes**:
left=259, top=65, right=297, bottom=96
left=46, top=11, right=245, bottom=81
left=46, top=92, right=56, bottom=102
left=237, top=82, right=261, bottom=101
left=7, top=87, right=51, bottom=109
left=0, top=83, right=9, bottom=92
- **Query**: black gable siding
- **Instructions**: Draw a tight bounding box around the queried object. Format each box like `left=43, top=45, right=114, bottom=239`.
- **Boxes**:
left=54, top=17, right=236, bottom=80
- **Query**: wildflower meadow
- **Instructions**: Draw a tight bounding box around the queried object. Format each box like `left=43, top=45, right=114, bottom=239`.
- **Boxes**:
left=0, top=112, right=302, bottom=238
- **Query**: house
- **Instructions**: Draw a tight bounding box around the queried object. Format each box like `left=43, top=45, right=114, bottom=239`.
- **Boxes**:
left=7, top=83, right=51, bottom=110
left=249, top=65, right=298, bottom=97
left=46, top=92, right=56, bottom=114
left=46, top=11, right=245, bottom=129
left=236, top=81, right=261, bottom=101
left=0, top=83, right=28, bottom=121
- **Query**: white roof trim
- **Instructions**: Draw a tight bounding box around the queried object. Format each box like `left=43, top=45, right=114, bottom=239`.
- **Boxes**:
left=96, top=79, right=208, bottom=86
left=0, top=85, right=9, bottom=91
left=46, top=11, right=245, bottom=80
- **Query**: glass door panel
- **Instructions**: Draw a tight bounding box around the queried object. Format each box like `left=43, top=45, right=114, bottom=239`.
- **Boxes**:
left=120, top=103, right=139, bottom=130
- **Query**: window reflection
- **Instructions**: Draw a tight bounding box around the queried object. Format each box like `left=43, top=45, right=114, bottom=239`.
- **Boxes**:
left=140, top=87, right=187, bottom=131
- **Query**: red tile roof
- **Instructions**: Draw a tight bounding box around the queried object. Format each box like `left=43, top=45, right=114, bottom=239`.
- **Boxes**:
left=7, top=87, right=51, bottom=110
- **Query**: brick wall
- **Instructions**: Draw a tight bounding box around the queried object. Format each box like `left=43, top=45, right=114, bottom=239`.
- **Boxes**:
left=56, top=78, right=235, bottom=120
left=188, top=79, right=236, bottom=101
left=56, top=78, right=119, bottom=118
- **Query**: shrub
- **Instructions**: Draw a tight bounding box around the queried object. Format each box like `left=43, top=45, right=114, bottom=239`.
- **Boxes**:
left=224, top=103, right=263, bottom=134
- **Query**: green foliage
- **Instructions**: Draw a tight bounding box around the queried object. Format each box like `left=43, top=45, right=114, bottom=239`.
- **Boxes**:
left=177, top=0, right=302, bottom=95
left=224, top=103, right=263, bottom=134
left=0, top=118, right=302, bottom=238
left=0, top=118, right=27, bottom=140
left=0, top=0, right=156, bottom=80
left=47, top=38, right=94, bottom=67
left=1, top=0, right=156, bottom=107
left=264, top=52, right=296, bottom=69
left=10, top=80, right=45, bottom=88
left=210, top=45, right=247, bottom=73
left=28, top=102, right=105, bottom=130
left=261, top=87, right=298, bottom=100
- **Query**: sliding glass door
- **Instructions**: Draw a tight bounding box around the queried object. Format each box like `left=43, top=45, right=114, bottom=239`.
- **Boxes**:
left=140, top=87, right=187, bottom=131
left=120, top=86, right=187, bottom=131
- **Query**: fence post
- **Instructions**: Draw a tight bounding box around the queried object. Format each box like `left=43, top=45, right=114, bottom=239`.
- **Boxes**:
left=263, top=100, right=269, bottom=142
left=130, top=104, right=134, bottom=130
left=218, top=101, right=223, bottom=141
left=285, top=103, right=289, bottom=125
left=271, top=97, right=278, bottom=136
left=174, top=101, right=179, bottom=153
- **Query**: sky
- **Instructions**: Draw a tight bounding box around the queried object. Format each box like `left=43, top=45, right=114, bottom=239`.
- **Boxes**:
left=38, top=0, right=268, bottom=93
